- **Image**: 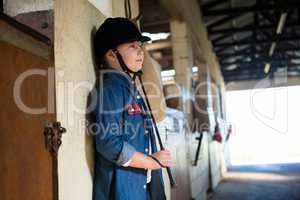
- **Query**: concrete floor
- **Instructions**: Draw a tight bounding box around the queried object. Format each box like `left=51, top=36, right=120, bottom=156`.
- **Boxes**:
left=210, top=163, right=300, bottom=200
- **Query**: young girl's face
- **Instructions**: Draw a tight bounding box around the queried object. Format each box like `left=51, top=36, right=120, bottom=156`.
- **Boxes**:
left=117, top=41, right=145, bottom=72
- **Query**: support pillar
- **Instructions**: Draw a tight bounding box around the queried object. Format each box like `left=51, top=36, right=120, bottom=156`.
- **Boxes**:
left=170, top=19, right=193, bottom=126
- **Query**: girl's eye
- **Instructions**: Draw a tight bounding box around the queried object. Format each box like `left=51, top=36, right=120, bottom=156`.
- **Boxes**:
left=128, top=42, right=143, bottom=49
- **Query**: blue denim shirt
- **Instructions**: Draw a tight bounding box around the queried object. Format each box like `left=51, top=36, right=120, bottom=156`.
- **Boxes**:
left=93, top=69, right=165, bottom=200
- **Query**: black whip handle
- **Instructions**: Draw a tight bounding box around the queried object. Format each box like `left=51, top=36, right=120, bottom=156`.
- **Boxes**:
left=137, top=74, right=177, bottom=188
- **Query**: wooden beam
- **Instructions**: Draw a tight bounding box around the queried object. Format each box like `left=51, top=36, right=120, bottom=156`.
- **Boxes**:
left=145, top=40, right=172, bottom=51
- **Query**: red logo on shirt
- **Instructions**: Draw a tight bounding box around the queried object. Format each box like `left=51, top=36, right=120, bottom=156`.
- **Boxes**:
left=125, top=103, right=142, bottom=115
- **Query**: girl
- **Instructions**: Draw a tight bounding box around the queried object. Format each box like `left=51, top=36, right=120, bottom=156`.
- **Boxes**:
left=93, top=17, right=172, bottom=200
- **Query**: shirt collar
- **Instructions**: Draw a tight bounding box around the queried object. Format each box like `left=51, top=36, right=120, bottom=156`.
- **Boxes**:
left=99, top=66, right=136, bottom=88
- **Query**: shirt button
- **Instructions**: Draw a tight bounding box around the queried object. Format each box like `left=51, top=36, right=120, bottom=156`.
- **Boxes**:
left=145, top=148, right=149, bottom=152
left=145, top=130, right=149, bottom=134
left=143, top=184, right=146, bottom=189
left=137, top=95, right=141, bottom=99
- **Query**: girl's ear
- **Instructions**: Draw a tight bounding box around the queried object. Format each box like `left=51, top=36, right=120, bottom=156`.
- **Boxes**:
left=105, top=50, right=116, bottom=62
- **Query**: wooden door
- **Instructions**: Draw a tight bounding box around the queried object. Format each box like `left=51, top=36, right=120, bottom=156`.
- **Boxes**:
left=170, top=136, right=191, bottom=200
left=0, top=41, right=61, bottom=200
left=162, top=115, right=191, bottom=200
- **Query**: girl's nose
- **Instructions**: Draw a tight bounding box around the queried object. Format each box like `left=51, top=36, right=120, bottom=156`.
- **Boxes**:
left=135, top=41, right=143, bottom=49
left=137, top=48, right=144, bottom=56
left=136, top=43, right=144, bottom=55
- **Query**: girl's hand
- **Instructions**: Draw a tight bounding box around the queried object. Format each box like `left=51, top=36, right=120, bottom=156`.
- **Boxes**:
left=149, top=150, right=173, bottom=169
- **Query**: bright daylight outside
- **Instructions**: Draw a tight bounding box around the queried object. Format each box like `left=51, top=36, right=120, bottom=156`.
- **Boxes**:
left=226, top=85, right=300, bottom=166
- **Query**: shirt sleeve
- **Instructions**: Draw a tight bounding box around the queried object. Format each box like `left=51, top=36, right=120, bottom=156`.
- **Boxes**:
left=94, top=85, right=136, bottom=166
left=122, top=158, right=133, bottom=167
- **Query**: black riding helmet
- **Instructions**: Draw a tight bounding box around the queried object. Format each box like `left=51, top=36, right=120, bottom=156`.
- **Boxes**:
left=94, top=17, right=151, bottom=73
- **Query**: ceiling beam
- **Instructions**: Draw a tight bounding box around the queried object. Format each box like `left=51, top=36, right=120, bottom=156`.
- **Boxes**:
left=207, top=14, right=243, bottom=30
left=217, top=46, right=300, bottom=59
left=224, top=74, right=268, bottom=82
left=217, top=47, right=251, bottom=59
left=222, top=65, right=300, bottom=77
left=145, top=40, right=171, bottom=51
left=221, top=59, right=298, bottom=67
left=223, top=71, right=300, bottom=82
left=221, top=57, right=300, bottom=66
left=202, top=4, right=275, bottom=16
left=201, top=0, right=229, bottom=11
left=209, top=23, right=299, bottom=35
left=202, top=2, right=300, bottom=16
left=224, top=71, right=300, bottom=82
left=215, top=44, right=251, bottom=54
left=211, top=32, right=233, bottom=44
left=214, top=35, right=300, bottom=47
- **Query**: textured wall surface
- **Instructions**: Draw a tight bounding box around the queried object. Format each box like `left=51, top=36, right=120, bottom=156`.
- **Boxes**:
left=54, top=0, right=103, bottom=199
left=54, top=1, right=140, bottom=199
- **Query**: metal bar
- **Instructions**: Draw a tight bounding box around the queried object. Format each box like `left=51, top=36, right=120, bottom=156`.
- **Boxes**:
left=193, top=132, right=203, bottom=166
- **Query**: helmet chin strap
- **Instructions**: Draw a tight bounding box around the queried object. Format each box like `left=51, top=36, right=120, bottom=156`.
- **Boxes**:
left=113, top=49, right=143, bottom=80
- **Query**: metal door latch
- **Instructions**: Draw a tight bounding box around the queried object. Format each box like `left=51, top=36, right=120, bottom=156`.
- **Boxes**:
left=44, top=121, right=66, bottom=154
